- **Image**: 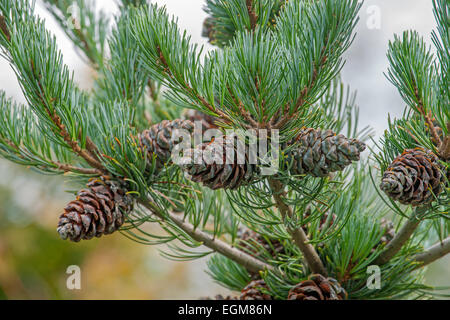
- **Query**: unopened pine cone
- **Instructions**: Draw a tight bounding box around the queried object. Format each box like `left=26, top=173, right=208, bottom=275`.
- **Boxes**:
left=288, top=274, right=347, bottom=300
left=57, top=178, right=133, bottom=242
left=139, top=119, right=194, bottom=168
left=380, top=148, right=444, bottom=206
left=237, top=228, right=285, bottom=258
left=240, top=280, right=273, bottom=300
left=287, top=128, right=366, bottom=178
left=185, top=109, right=220, bottom=132
left=180, top=136, right=259, bottom=190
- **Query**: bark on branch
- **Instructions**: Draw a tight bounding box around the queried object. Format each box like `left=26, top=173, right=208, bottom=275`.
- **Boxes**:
left=268, top=178, right=328, bottom=276
left=139, top=199, right=274, bottom=274
left=413, top=236, right=450, bottom=268
left=375, top=206, right=429, bottom=265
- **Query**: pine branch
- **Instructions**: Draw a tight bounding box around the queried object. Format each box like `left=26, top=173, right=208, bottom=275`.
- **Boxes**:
left=413, top=236, right=450, bottom=268
left=34, top=74, right=105, bottom=172
left=53, top=161, right=102, bottom=175
left=155, top=45, right=229, bottom=122
left=0, top=2, right=106, bottom=173
left=375, top=206, right=430, bottom=265
left=139, top=199, right=274, bottom=274
left=42, top=0, right=109, bottom=68
left=268, top=178, right=328, bottom=276
left=411, top=82, right=443, bottom=147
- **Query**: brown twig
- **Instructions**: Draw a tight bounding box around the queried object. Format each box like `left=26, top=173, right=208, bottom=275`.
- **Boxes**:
left=53, top=161, right=102, bottom=175
left=268, top=178, right=328, bottom=276
left=139, top=199, right=274, bottom=274
left=273, top=52, right=328, bottom=129
left=3, top=138, right=101, bottom=175
left=412, top=84, right=443, bottom=147
left=156, top=46, right=231, bottom=124
left=30, top=60, right=105, bottom=172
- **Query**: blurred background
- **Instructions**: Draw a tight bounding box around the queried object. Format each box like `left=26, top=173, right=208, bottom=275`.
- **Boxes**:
left=0, top=0, right=448, bottom=299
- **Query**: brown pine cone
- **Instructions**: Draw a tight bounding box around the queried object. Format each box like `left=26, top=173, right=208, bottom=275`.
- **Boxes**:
left=288, top=274, right=348, bottom=300
left=237, top=229, right=285, bottom=258
left=185, top=109, right=220, bottom=132
left=286, top=128, right=366, bottom=178
left=57, top=178, right=133, bottom=242
left=240, top=280, right=273, bottom=300
left=139, top=119, right=194, bottom=169
left=180, top=136, right=259, bottom=190
left=380, top=148, right=445, bottom=206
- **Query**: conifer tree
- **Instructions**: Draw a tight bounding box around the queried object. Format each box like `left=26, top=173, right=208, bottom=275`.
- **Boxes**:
left=0, top=0, right=448, bottom=300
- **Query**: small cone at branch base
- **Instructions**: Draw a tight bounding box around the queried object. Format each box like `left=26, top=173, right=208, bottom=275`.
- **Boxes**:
left=240, top=280, right=274, bottom=300
left=286, top=128, right=366, bottom=178
left=139, top=119, right=194, bottom=168
left=380, top=148, right=444, bottom=206
left=180, top=136, right=259, bottom=190
left=237, top=228, right=285, bottom=258
left=288, top=274, right=347, bottom=300
left=57, top=178, right=133, bottom=242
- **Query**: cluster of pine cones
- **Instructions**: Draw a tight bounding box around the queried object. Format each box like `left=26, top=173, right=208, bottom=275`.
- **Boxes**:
left=56, top=111, right=367, bottom=242
left=180, top=113, right=366, bottom=190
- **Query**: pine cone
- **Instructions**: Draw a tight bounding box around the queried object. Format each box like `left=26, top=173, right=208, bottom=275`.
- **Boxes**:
left=380, top=148, right=444, bottom=206
left=185, top=109, right=220, bottom=132
left=288, top=274, right=347, bottom=300
left=237, top=229, right=285, bottom=258
left=57, top=178, right=133, bottom=242
left=286, top=128, right=366, bottom=178
left=180, top=136, right=259, bottom=190
left=240, top=280, right=273, bottom=300
left=139, top=119, right=194, bottom=168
